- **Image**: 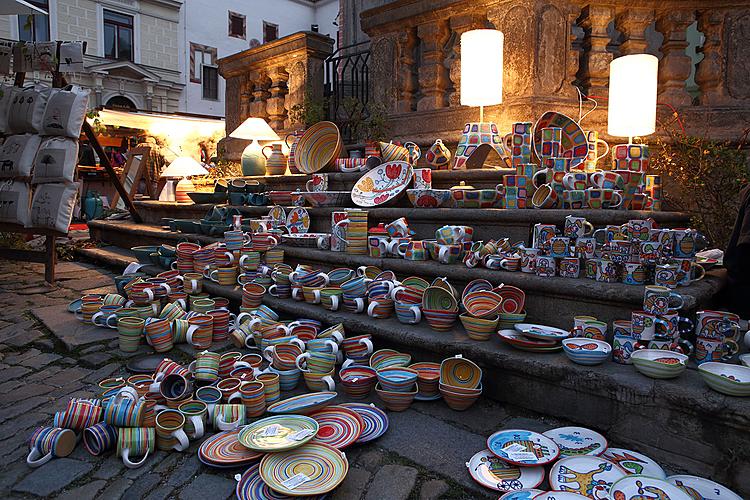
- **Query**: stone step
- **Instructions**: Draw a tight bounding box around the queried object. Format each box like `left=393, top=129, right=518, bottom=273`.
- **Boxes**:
left=87, top=219, right=725, bottom=328
left=76, top=244, right=750, bottom=497
left=133, top=199, right=692, bottom=244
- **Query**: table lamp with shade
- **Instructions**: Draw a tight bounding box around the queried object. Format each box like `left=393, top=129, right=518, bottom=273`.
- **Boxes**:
left=160, top=157, right=208, bottom=203
left=229, top=117, right=281, bottom=176
left=453, top=29, right=505, bottom=170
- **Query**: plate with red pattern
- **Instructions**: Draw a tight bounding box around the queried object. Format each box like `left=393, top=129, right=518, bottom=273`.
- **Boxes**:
left=309, top=405, right=364, bottom=449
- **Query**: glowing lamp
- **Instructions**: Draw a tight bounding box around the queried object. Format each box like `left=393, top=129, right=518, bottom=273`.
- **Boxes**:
left=229, top=118, right=281, bottom=176
left=607, top=54, right=658, bottom=141
left=461, top=29, right=503, bottom=122
left=161, top=157, right=208, bottom=203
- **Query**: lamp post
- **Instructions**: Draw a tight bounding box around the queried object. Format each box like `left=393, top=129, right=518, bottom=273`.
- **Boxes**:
left=229, top=118, right=281, bottom=176
left=160, top=157, right=209, bottom=203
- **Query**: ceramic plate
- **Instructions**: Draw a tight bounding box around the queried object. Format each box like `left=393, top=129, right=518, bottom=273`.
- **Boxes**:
left=199, top=429, right=263, bottom=467
left=268, top=206, right=286, bottom=223
left=500, top=490, right=545, bottom=500
left=67, top=298, right=82, bottom=313
left=542, top=427, right=607, bottom=457
left=310, top=405, right=364, bottom=449
left=340, top=403, right=389, bottom=444
left=467, top=449, right=545, bottom=492
left=498, top=330, right=562, bottom=352
left=351, top=161, right=413, bottom=207
left=487, top=429, right=560, bottom=466
left=667, top=474, right=743, bottom=500
left=548, top=456, right=626, bottom=498
left=259, top=443, right=348, bottom=496
left=612, top=476, right=693, bottom=500
left=601, top=448, right=666, bottom=479
left=532, top=493, right=589, bottom=500
left=532, top=111, right=588, bottom=166
left=286, top=207, right=310, bottom=235
left=515, top=324, right=570, bottom=341
left=238, top=415, right=319, bottom=452
left=267, top=392, right=338, bottom=415
left=236, top=463, right=327, bottom=500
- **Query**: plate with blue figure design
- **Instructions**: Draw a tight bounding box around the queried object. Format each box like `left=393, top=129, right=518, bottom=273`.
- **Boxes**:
left=487, top=429, right=560, bottom=466
left=542, top=427, right=607, bottom=458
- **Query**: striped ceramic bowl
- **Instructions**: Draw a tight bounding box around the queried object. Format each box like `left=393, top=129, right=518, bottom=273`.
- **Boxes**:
left=440, top=382, right=482, bottom=411
left=339, top=365, right=377, bottom=399
left=408, top=362, right=440, bottom=398
left=459, top=313, right=499, bottom=341
left=631, top=349, right=687, bottom=379
left=423, top=308, right=459, bottom=332
left=462, top=290, right=503, bottom=319
left=562, top=338, right=611, bottom=366
left=376, top=367, right=419, bottom=393
left=294, top=121, right=342, bottom=174
left=375, top=383, right=418, bottom=412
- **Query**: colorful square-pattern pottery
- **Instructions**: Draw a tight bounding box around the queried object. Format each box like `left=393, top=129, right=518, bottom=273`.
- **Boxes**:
left=540, top=127, right=562, bottom=159
left=532, top=111, right=588, bottom=167
left=612, top=143, right=650, bottom=172
left=453, top=122, right=507, bottom=170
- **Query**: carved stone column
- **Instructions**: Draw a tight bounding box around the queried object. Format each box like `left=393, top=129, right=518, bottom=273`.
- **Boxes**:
left=695, top=10, right=727, bottom=106
left=285, top=61, right=306, bottom=129
left=395, top=28, right=418, bottom=113
left=578, top=4, right=614, bottom=96
left=615, top=8, right=655, bottom=55
left=416, top=20, right=450, bottom=111
left=250, top=73, right=270, bottom=120
left=447, top=14, right=484, bottom=107
left=266, top=66, right=289, bottom=130
left=369, top=35, right=397, bottom=112
left=724, top=9, right=750, bottom=101
left=655, top=9, right=694, bottom=107
left=239, top=73, right=253, bottom=123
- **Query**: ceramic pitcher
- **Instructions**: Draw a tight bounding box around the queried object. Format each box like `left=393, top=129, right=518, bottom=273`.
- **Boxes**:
left=262, top=144, right=287, bottom=175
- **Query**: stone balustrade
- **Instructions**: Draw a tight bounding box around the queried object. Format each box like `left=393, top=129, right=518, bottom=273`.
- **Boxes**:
left=361, top=0, right=750, bottom=147
left=217, top=31, right=334, bottom=160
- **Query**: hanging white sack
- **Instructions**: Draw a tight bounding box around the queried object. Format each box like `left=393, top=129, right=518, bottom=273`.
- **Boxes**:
left=42, top=85, right=90, bottom=138
left=0, top=134, right=42, bottom=179
left=0, top=84, right=17, bottom=134
left=8, top=86, right=50, bottom=134
left=0, top=179, right=32, bottom=227
left=30, top=182, right=79, bottom=233
left=32, top=137, right=78, bottom=184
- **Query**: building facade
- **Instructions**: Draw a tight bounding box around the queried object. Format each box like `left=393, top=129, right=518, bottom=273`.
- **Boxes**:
left=0, top=0, right=339, bottom=116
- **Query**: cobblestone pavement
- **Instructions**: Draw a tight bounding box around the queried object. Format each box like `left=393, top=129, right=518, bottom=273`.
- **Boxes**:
left=0, top=258, right=578, bottom=499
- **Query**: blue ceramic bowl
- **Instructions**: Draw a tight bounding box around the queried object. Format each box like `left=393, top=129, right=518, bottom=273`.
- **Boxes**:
left=562, top=338, right=611, bottom=366
left=376, top=367, right=418, bottom=392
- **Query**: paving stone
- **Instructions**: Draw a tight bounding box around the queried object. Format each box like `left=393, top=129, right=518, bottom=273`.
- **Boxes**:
left=331, top=466, right=371, bottom=500
left=80, top=351, right=115, bottom=367
left=56, top=479, right=107, bottom=500
left=26, top=365, right=64, bottom=383
left=0, top=410, right=48, bottom=441
left=356, top=448, right=385, bottom=472
left=47, top=366, right=92, bottom=386
left=0, top=396, right=50, bottom=424
left=145, top=485, right=175, bottom=500
left=364, top=464, right=418, bottom=500
left=154, top=452, right=180, bottom=473
left=63, top=275, right=115, bottom=292
left=180, top=473, right=236, bottom=500
left=0, top=320, right=35, bottom=341
left=124, top=451, right=168, bottom=479
left=166, top=454, right=202, bottom=487
left=502, top=416, right=554, bottom=433
left=13, top=458, right=94, bottom=496
left=92, top=458, right=125, bottom=479
left=99, top=478, right=135, bottom=500
left=55, top=261, right=97, bottom=273
left=32, top=338, right=55, bottom=350
left=0, top=365, right=31, bottom=380
left=83, top=362, right=121, bottom=384
left=0, top=382, right=55, bottom=405
left=16, top=284, right=56, bottom=295
left=0, top=460, right=28, bottom=492
left=420, top=479, right=449, bottom=500
left=33, top=305, right=114, bottom=350
left=19, top=352, right=62, bottom=368
left=81, top=344, right=106, bottom=354
left=1, top=347, right=40, bottom=364
left=121, top=472, right=161, bottom=500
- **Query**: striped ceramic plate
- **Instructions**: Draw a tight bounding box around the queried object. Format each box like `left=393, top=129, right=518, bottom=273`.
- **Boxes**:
left=340, top=402, right=389, bottom=444
left=198, top=429, right=263, bottom=467
left=238, top=415, right=319, bottom=453
left=310, top=405, right=364, bottom=449
left=260, top=443, right=348, bottom=496
left=235, top=463, right=326, bottom=500
left=266, top=392, right=338, bottom=415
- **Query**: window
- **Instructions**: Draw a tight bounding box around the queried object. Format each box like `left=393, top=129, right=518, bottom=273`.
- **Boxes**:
left=104, top=10, right=134, bottom=61
left=18, top=0, right=49, bottom=42
left=202, top=65, right=218, bottom=100
left=263, top=21, right=278, bottom=43
left=228, top=11, right=245, bottom=39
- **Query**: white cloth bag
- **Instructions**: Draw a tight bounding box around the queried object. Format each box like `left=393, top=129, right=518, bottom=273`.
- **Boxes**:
left=8, top=86, right=50, bottom=134
left=0, top=134, right=42, bottom=179
left=42, top=85, right=90, bottom=138
left=30, top=182, right=79, bottom=232
left=0, top=179, right=32, bottom=226
left=32, top=137, right=79, bottom=184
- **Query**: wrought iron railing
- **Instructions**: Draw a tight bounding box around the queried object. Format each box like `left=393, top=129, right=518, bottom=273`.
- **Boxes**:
left=324, top=41, right=370, bottom=143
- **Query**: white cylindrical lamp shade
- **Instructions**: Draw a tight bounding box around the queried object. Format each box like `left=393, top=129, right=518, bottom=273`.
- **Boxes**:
left=460, top=29, right=504, bottom=107
left=607, top=54, right=659, bottom=138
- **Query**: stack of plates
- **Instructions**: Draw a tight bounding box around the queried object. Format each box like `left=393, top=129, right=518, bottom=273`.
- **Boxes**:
left=344, top=209, right=368, bottom=255
left=198, top=429, right=263, bottom=468
left=309, top=405, right=364, bottom=449
left=259, top=443, right=348, bottom=496
left=236, top=463, right=328, bottom=500
left=497, top=330, right=563, bottom=353
left=340, top=403, right=389, bottom=443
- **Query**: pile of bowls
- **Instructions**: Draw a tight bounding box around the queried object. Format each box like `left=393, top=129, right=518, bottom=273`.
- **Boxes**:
left=459, top=289, right=502, bottom=341
left=562, top=338, right=612, bottom=366
left=409, top=362, right=441, bottom=400
left=439, top=356, right=482, bottom=411
left=369, top=349, right=412, bottom=371
left=631, top=349, right=688, bottom=379
left=422, top=285, right=459, bottom=332
left=371, top=352, right=418, bottom=412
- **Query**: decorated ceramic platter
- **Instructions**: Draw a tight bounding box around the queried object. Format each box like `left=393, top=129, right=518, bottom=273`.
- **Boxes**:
left=268, top=206, right=286, bottom=223
left=199, top=429, right=263, bottom=467
left=467, top=449, right=545, bottom=492
left=601, top=448, right=666, bottom=479
left=487, top=429, right=560, bottom=466
left=515, top=324, right=570, bottom=341
left=309, top=405, right=364, bottom=449
left=500, top=489, right=545, bottom=500
left=498, top=330, right=563, bottom=353
left=259, top=442, right=348, bottom=496
left=351, top=161, right=413, bottom=207
left=548, top=456, right=626, bottom=498
left=532, top=493, right=589, bottom=500
left=235, top=463, right=327, bottom=500
left=67, top=298, right=83, bottom=313
left=532, top=111, right=589, bottom=166
left=286, top=207, right=310, bottom=235
left=612, top=476, right=693, bottom=500
left=667, top=474, right=743, bottom=500
left=542, top=427, right=607, bottom=458
left=267, top=392, right=338, bottom=415
left=340, top=403, right=389, bottom=444
left=238, top=415, right=319, bottom=453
